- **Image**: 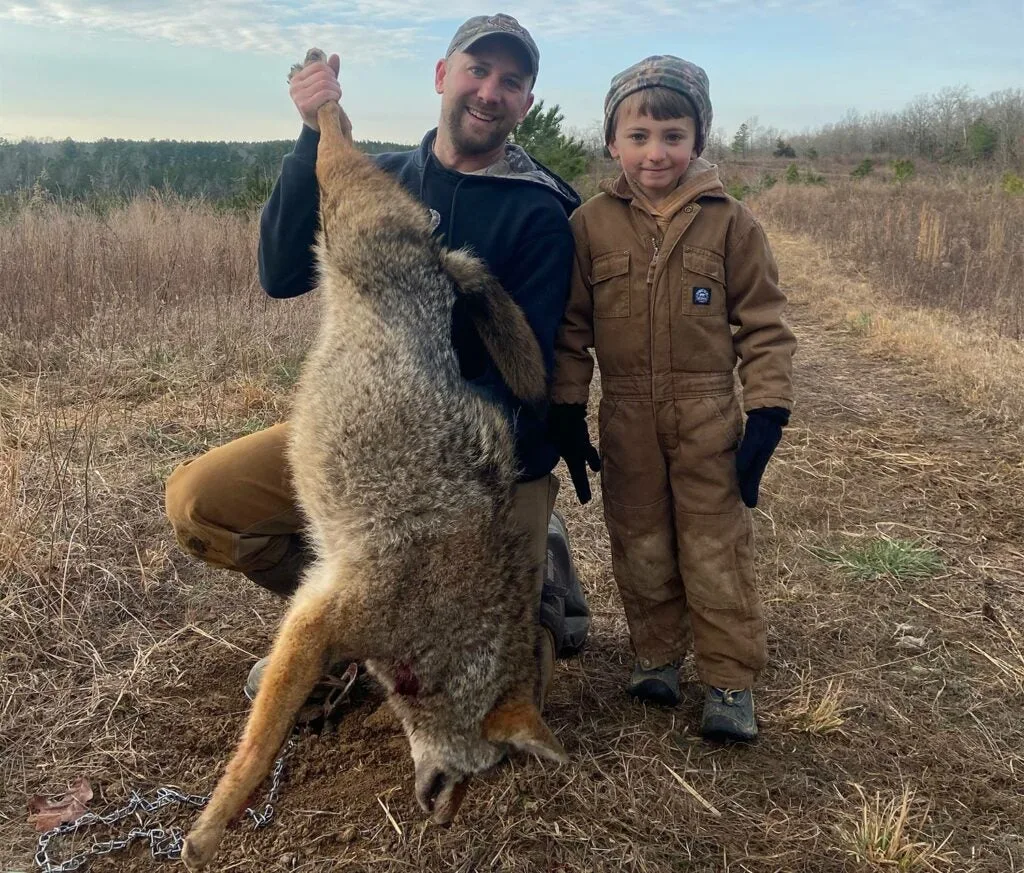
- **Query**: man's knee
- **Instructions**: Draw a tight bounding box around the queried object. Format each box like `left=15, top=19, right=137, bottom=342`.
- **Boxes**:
left=164, top=459, right=223, bottom=563
left=164, top=440, right=301, bottom=576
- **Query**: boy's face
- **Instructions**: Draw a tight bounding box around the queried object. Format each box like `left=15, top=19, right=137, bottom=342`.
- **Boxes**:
left=609, top=107, right=698, bottom=202
left=435, top=39, right=535, bottom=158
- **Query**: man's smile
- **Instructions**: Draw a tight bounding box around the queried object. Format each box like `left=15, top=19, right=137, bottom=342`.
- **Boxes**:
left=466, top=106, right=498, bottom=123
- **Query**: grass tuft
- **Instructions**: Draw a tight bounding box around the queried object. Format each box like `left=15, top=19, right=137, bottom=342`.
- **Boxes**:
left=809, top=537, right=944, bottom=582
left=776, top=680, right=855, bottom=736
left=835, top=785, right=955, bottom=872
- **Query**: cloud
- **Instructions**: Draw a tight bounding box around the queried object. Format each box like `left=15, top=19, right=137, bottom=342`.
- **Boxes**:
left=2, top=0, right=1008, bottom=60
left=0, top=0, right=845, bottom=59
left=0, top=0, right=424, bottom=60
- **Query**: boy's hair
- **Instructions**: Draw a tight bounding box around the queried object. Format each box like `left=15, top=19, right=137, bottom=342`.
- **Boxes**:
left=607, top=86, right=698, bottom=145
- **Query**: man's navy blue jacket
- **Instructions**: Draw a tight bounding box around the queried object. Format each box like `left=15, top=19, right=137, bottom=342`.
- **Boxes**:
left=258, top=126, right=581, bottom=482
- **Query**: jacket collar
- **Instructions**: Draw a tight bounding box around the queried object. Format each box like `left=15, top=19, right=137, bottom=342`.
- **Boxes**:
left=414, top=129, right=580, bottom=215
left=600, top=157, right=726, bottom=206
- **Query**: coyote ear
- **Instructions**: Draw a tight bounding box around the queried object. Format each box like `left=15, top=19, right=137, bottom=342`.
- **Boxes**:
left=482, top=700, right=568, bottom=764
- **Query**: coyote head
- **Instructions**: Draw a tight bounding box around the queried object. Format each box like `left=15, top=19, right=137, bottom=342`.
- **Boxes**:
left=401, top=690, right=567, bottom=824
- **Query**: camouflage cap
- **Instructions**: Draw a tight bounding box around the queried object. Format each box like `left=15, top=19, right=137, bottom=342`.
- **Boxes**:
left=446, top=13, right=539, bottom=80
left=604, top=55, right=713, bottom=155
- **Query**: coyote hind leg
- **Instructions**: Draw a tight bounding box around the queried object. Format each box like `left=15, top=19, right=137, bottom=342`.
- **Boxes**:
left=287, top=45, right=354, bottom=150
left=182, top=566, right=351, bottom=870
left=317, top=98, right=353, bottom=150
left=286, top=47, right=353, bottom=148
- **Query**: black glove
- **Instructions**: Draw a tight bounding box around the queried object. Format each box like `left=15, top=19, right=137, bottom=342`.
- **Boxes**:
left=735, top=407, right=790, bottom=508
left=547, top=403, right=602, bottom=504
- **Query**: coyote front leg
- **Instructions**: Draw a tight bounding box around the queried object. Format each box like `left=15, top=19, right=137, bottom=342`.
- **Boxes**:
left=182, top=573, right=349, bottom=870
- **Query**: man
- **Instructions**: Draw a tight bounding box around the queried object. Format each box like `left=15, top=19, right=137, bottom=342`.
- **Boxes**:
left=165, top=14, right=591, bottom=704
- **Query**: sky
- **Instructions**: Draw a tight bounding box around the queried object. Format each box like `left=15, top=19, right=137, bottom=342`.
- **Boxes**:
left=1, top=1, right=1022, bottom=146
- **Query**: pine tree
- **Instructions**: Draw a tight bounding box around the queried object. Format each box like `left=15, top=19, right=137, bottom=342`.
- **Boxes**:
left=731, top=124, right=750, bottom=156
left=773, top=137, right=796, bottom=158
left=966, top=119, right=998, bottom=161
left=511, top=101, right=588, bottom=182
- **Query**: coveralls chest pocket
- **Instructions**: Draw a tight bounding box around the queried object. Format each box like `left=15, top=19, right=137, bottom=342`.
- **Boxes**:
left=680, top=246, right=726, bottom=317
left=590, top=251, right=630, bottom=319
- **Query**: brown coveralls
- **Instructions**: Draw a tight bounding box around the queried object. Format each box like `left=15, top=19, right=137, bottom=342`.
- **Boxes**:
left=551, top=159, right=796, bottom=689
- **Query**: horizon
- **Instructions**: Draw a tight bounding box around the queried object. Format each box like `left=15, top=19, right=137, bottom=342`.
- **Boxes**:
left=2, top=2, right=1022, bottom=146
left=4, top=76, right=1020, bottom=149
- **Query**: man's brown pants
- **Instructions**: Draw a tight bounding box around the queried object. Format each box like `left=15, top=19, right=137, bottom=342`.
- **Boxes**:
left=165, top=424, right=559, bottom=688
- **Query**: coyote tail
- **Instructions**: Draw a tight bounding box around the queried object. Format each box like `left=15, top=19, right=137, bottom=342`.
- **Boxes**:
left=442, top=249, right=546, bottom=404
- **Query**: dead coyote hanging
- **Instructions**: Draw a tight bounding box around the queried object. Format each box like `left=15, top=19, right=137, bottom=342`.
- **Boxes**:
left=182, top=49, right=566, bottom=869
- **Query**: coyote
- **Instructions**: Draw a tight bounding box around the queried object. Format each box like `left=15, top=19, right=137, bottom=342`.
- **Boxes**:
left=182, top=49, right=567, bottom=869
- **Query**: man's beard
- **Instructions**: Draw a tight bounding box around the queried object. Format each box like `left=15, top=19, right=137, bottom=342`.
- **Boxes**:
left=444, top=99, right=514, bottom=156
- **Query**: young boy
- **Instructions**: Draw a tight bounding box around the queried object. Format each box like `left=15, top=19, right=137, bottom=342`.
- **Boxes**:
left=548, top=55, right=796, bottom=742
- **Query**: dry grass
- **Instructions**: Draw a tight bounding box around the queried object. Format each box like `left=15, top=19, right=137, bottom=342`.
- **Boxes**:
left=835, top=785, right=955, bottom=872
left=753, top=177, right=1024, bottom=339
left=2, top=197, right=1024, bottom=871
left=766, top=228, right=1024, bottom=429
left=771, top=679, right=855, bottom=737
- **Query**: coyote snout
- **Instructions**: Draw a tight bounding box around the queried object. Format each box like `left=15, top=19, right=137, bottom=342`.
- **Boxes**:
left=182, top=49, right=565, bottom=870
left=413, top=749, right=478, bottom=825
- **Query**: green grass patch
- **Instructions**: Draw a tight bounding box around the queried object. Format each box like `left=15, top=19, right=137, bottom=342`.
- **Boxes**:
left=810, top=537, right=944, bottom=582
left=846, top=311, right=874, bottom=335
left=271, top=356, right=304, bottom=389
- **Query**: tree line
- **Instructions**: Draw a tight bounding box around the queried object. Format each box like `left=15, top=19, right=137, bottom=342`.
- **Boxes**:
left=0, top=136, right=416, bottom=208
left=3, top=84, right=1020, bottom=210
left=1, top=98, right=591, bottom=209
left=710, top=86, right=1024, bottom=168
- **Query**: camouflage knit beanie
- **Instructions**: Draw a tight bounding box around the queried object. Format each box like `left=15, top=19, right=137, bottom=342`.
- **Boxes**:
left=603, top=55, right=713, bottom=155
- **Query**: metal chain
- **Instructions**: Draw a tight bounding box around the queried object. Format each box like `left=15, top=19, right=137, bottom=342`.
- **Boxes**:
left=34, top=738, right=295, bottom=873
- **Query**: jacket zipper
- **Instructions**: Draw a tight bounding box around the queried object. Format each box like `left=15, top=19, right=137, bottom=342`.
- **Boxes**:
left=647, top=235, right=659, bottom=402
left=646, top=236, right=660, bottom=285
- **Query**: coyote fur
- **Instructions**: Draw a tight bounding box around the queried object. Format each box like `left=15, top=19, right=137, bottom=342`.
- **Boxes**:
left=182, top=49, right=566, bottom=869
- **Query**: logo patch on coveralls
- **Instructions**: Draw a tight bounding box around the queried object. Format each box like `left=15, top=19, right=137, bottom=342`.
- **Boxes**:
left=692, top=287, right=712, bottom=305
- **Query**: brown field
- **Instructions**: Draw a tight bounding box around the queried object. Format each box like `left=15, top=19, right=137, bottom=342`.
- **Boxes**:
left=2, top=189, right=1024, bottom=872
left=753, top=176, right=1024, bottom=339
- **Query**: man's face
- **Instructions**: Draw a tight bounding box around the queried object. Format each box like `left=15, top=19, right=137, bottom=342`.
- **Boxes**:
left=435, top=38, right=535, bottom=159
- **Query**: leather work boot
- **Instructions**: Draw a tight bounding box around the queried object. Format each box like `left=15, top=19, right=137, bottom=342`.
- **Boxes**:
left=242, top=533, right=311, bottom=598
left=245, top=657, right=359, bottom=727
left=628, top=662, right=681, bottom=706
left=539, top=510, right=591, bottom=658
left=701, top=687, right=758, bottom=742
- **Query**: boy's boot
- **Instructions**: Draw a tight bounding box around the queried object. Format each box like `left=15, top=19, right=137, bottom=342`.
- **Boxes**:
left=701, top=687, right=758, bottom=742
left=539, top=510, right=591, bottom=658
left=628, top=662, right=681, bottom=706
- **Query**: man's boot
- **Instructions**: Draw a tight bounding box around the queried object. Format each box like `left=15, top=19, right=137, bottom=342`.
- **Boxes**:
left=242, top=533, right=311, bottom=598
left=241, top=532, right=354, bottom=716
left=539, top=510, right=591, bottom=658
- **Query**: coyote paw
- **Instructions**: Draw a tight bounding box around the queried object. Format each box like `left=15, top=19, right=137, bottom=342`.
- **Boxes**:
left=181, top=823, right=225, bottom=871
left=288, top=47, right=327, bottom=82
